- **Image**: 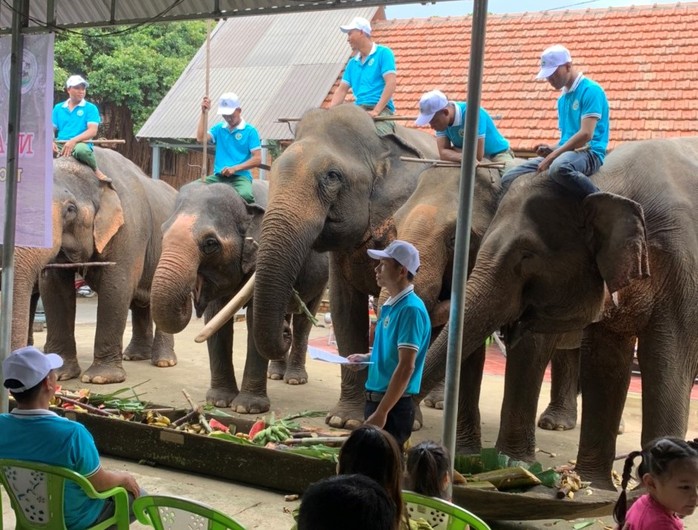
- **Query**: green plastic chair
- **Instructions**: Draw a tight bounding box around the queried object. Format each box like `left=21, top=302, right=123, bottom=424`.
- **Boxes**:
left=402, top=490, right=491, bottom=530
left=133, top=494, right=247, bottom=530
left=0, top=458, right=129, bottom=530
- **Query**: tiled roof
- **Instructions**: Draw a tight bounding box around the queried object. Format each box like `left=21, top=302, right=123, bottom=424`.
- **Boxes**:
left=366, top=3, right=698, bottom=151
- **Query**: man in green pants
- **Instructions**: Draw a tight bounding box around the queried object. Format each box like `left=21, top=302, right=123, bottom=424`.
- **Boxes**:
left=52, top=74, right=110, bottom=182
left=197, top=93, right=262, bottom=203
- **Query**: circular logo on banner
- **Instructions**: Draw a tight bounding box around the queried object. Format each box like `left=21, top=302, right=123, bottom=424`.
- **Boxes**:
left=235, top=132, right=243, bottom=141
left=2, top=50, right=39, bottom=93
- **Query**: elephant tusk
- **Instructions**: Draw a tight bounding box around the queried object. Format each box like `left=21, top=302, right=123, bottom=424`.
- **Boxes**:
left=194, top=272, right=255, bottom=343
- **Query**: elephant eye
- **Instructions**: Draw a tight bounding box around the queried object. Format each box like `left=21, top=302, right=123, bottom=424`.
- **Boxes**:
left=64, top=203, right=77, bottom=219
left=201, top=237, right=220, bottom=255
left=324, top=170, right=342, bottom=183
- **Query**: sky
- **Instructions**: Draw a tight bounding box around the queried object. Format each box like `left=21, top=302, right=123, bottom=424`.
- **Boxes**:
left=385, top=0, right=680, bottom=19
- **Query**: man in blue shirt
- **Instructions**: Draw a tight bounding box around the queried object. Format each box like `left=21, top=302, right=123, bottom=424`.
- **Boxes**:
left=415, top=89, right=514, bottom=175
left=0, top=346, right=141, bottom=529
left=52, top=75, right=110, bottom=182
left=330, top=16, right=397, bottom=135
left=500, top=45, right=610, bottom=198
left=197, top=92, right=262, bottom=203
left=348, top=240, right=431, bottom=448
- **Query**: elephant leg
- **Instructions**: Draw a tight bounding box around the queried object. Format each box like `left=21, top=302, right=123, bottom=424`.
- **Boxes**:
left=325, top=272, right=369, bottom=429
left=232, top=302, right=271, bottom=414
left=41, top=269, right=80, bottom=380
left=538, top=348, right=580, bottom=431
left=151, top=326, right=176, bottom=368
left=28, top=291, right=40, bottom=345
left=496, top=333, right=558, bottom=461
left=414, top=330, right=449, bottom=430
left=123, top=304, right=154, bottom=361
left=575, top=325, right=635, bottom=490
left=456, top=344, right=486, bottom=453
left=423, top=379, right=445, bottom=409
left=205, top=298, right=239, bottom=407
left=285, top=294, right=323, bottom=385
left=268, top=315, right=291, bottom=381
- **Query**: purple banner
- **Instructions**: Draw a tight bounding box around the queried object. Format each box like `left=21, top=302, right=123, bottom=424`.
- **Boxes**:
left=0, top=33, right=54, bottom=248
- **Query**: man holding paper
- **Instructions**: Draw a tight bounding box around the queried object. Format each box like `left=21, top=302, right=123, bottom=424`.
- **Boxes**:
left=348, top=240, right=431, bottom=448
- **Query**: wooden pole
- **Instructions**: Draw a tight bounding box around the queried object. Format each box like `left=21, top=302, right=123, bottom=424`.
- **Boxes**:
left=201, top=18, right=212, bottom=181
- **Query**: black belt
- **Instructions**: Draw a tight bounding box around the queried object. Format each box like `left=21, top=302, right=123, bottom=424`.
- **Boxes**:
left=365, top=391, right=412, bottom=403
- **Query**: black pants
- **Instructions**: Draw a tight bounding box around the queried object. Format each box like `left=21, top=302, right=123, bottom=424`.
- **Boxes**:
left=365, top=396, right=414, bottom=448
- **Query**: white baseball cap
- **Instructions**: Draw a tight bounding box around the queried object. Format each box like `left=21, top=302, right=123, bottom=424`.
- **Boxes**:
left=536, top=45, right=572, bottom=80
left=415, top=90, right=449, bottom=126
left=367, top=240, right=421, bottom=276
left=2, top=346, right=63, bottom=393
left=218, top=93, right=241, bottom=115
left=66, top=74, right=89, bottom=88
left=340, top=16, right=372, bottom=36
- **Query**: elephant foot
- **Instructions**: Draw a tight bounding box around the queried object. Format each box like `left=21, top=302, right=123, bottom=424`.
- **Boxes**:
left=206, top=387, right=239, bottom=408
left=325, top=400, right=365, bottom=430
left=537, top=404, right=577, bottom=431
left=618, top=416, right=625, bottom=435
left=231, top=392, right=270, bottom=414
left=55, top=358, right=82, bottom=381
left=284, top=365, right=308, bottom=386
left=80, top=363, right=126, bottom=384
left=123, top=342, right=152, bottom=362
left=412, top=401, right=423, bottom=431
left=423, top=380, right=444, bottom=409
left=268, top=360, right=286, bottom=380
left=150, top=349, right=177, bottom=368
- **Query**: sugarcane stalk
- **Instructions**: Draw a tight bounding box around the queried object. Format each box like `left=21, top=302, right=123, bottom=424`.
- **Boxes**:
left=56, top=395, right=116, bottom=417
left=282, top=436, right=349, bottom=445
left=293, top=288, right=319, bottom=325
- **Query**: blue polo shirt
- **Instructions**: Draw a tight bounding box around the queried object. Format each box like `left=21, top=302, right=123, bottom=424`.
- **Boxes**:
left=366, top=285, right=431, bottom=395
left=557, top=74, right=609, bottom=161
left=341, top=43, right=396, bottom=112
left=209, top=120, right=261, bottom=180
left=52, top=99, right=100, bottom=147
left=436, top=102, right=510, bottom=158
left=0, top=409, right=104, bottom=530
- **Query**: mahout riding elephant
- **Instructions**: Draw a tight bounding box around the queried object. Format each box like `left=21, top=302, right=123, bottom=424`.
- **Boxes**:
left=13, top=147, right=178, bottom=383
left=151, top=180, right=328, bottom=413
left=252, top=104, right=438, bottom=428
left=419, top=137, right=698, bottom=488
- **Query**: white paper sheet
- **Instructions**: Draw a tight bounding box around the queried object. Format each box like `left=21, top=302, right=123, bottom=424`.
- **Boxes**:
left=308, top=346, right=373, bottom=365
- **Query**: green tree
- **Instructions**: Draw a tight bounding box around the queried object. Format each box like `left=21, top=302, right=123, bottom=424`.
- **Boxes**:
left=54, top=21, right=207, bottom=131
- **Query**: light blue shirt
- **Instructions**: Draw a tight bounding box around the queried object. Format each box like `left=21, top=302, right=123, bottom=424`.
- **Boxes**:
left=341, top=43, right=396, bottom=112
left=366, top=285, right=431, bottom=395
left=0, top=410, right=104, bottom=530
left=436, top=102, right=510, bottom=158
left=52, top=99, right=100, bottom=147
left=209, top=120, right=261, bottom=180
left=557, top=74, right=609, bottom=161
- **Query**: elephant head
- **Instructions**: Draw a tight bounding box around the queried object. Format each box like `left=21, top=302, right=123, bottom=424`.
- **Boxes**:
left=253, top=104, right=438, bottom=361
left=151, top=181, right=265, bottom=334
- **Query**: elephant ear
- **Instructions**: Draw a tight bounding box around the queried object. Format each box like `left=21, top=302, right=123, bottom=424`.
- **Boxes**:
left=583, top=191, right=650, bottom=294
left=94, top=183, right=125, bottom=254
left=241, top=236, right=258, bottom=276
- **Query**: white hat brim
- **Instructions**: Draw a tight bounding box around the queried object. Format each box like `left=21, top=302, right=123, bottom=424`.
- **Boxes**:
left=218, top=107, right=236, bottom=115
left=46, top=353, right=64, bottom=369
left=415, top=112, right=436, bottom=127
left=536, top=66, right=559, bottom=80
left=367, top=249, right=391, bottom=260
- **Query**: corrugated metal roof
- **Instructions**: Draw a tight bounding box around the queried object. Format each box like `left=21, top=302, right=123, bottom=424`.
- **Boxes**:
left=0, top=0, right=422, bottom=33
left=137, top=7, right=378, bottom=141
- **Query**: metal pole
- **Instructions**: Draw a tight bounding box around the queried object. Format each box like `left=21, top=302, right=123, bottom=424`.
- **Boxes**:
left=442, top=0, right=488, bottom=498
left=151, top=145, right=161, bottom=180
left=0, top=0, right=29, bottom=414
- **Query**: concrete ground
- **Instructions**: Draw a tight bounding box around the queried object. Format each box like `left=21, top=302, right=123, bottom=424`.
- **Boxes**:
left=3, top=296, right=697, bottom=529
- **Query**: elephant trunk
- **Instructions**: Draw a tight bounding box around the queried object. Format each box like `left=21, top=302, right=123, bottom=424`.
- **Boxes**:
left=253, top=206, right=324, bottom=361
left=151, top=222, right=200, bottom=334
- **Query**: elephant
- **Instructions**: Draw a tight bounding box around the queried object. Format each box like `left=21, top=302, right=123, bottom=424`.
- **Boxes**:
left=13, top=147, right=178, bottom=383
left=252, top=103, right=439, bottom=428
left=419, top=136, right=698, bottom=489
left=151, top=180, right=328, bottom=413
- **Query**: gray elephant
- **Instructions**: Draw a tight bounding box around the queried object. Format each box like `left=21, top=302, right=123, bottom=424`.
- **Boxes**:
left=151, top=180, right=328, bottom=413
left=14, top=148, right=178, bottom=383
left=420, top=137, right=698, bottom=488
left=252, top=104, right=438, bottom=428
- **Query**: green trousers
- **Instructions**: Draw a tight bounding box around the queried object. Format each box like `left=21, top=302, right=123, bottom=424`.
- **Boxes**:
left=204, top=173, right=255, bottom=203
left=359, top=105, right=395, bottom=136
left=72, top=143, right=98, bottom=170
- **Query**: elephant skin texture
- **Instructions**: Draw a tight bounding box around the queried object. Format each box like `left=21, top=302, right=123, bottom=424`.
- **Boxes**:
left=252, top=104, right=439, bottom=429
left=420, top=137, right=698, bottom=489
left=151, top=180, right=328, bottom=413
left=18, top=148, right=178, bottom=384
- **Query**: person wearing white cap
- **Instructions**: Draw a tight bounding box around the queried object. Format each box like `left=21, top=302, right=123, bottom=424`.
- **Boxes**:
left=197, top=93, right=262, bottom=203
left=415, top=89, right=514, bottom=175
left=0, top=346, right=142, bottom=527
left=500, top=45, right=610, bottom=199
left=347, top=240, right=431, bottom=448
left=329, top=16, right=397, bottom=135
left=52, top=74, right=111, bottom=182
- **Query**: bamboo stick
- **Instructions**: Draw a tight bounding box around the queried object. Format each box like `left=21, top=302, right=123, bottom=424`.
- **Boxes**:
left=43, top=262, right=115, bottom=269
left=201, top=18, right=212, bottom=181
left=399, top=156, right=505, bottom=169
left=55, top=395, right=116, bottom=417
left=277, top=115, right=417, bottom=123
left=282, top=436, right=349, bottom=445
left=56, top=139, right=125, bottom=145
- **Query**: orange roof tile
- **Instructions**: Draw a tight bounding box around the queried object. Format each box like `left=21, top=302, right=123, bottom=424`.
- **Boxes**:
left=362, top=3, right=698, bottom=151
